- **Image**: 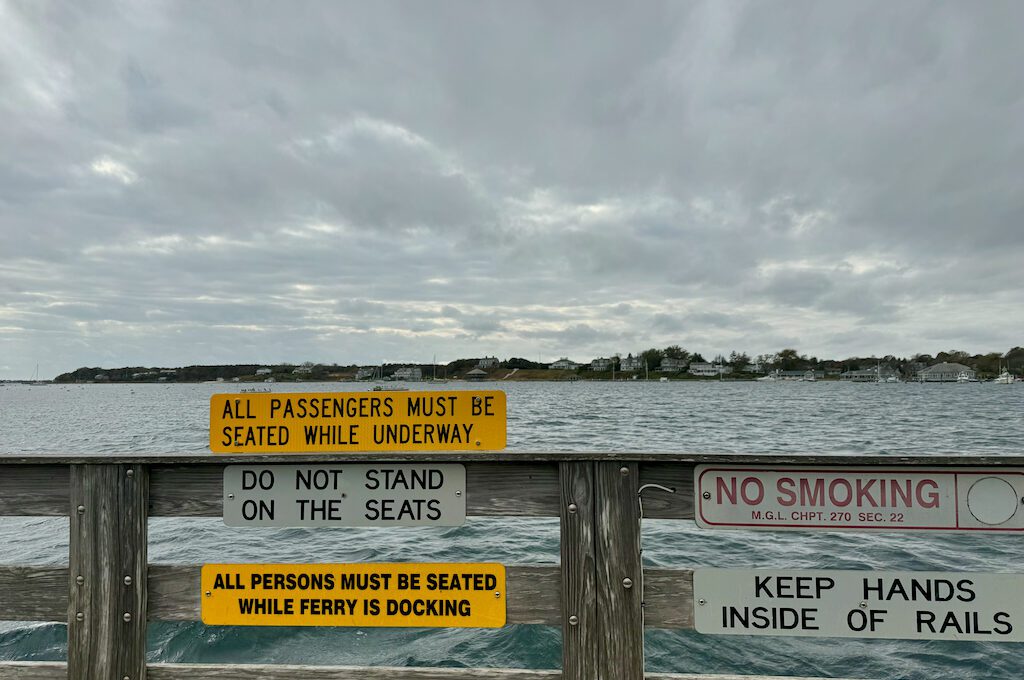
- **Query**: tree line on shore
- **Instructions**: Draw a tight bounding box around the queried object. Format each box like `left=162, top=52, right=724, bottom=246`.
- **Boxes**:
left=51, top=346, right=1024, bottom=383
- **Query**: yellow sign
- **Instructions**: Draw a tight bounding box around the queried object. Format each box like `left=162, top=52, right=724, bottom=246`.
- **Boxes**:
left=209, top=390, right=506, bottom=453
left=200, top=563, right=506, bottom=627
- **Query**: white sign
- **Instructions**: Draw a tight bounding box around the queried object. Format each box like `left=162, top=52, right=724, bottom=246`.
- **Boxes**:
left=693, top=569, right=1024, bottom=642
left=695, top=465, right=1024, bottom=532
left=223, top=464, right=466, bottom=527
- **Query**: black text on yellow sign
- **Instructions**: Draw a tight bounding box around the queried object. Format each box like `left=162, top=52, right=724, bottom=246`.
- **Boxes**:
left=209, top=390, right=506, bottom=453
left=200, top=563, right=506, bottom=627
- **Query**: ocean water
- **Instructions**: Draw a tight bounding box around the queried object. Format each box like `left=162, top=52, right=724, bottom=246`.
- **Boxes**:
left=1, top=380, right=1022, bottom=679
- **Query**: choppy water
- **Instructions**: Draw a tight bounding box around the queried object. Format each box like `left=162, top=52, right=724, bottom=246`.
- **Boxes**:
left=1, top=380, right=1022, bottom=678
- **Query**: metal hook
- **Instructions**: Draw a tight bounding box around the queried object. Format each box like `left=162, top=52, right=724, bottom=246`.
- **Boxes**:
left=635, top=481, right=676, bottom=670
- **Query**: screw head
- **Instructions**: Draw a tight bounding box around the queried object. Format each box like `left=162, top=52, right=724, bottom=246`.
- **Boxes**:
left=619, top=466, right=629, bottom=476
left=698, top=598, right=706, bottom=606
left=123, top=576, right=133, bottom=586
left=77, top=505, right=86, bottom=514
left=126, top=469, right=134, bottom=478
left=702, top=491, right=711, bottom=500
left=123, top=612, right=132, bottom=622
left=75, top=575, right=85, bottom=586
left=568, top=503, right=578, bottom=514
left=75, top=612, right=84, bottom=621
left=475, top=440, right=481, bottom=446
left=859, top=601, right=867, bottom=609
left=568, top=615, right=579, bottom=626
left=124, top=675, right=131, bottom=680
left=622, top=577, right=633, bottom=589
left=455, top=490, right=462, bottom=497
left=205, top=591, right=212, bottom=597
left=227, top=493, right=235, bottom=500
left=494, top=591, right=501, bottom=599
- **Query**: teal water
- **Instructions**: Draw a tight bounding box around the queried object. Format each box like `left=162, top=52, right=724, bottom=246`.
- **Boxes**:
left=1, top=381, right=1022, bottom=678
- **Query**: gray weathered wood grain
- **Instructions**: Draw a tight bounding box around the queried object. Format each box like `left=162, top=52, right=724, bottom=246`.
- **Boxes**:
left=595, top=462, right=643, bottom=679
left=0, top=465, right=68, bottom=516
left=3, top=451, right=1020, bottom=465
left=0, top=566, right=66, bottom=620
left=638, top=463, right=694, bottom=519
left=149, top=463, right=559, bottom=517
left=558, top=461, right=597, bottom=680
left=644, top=569, right=695, bottom=629
left=68, top=464, right=149, bottom=680
left=0, top=661, right=869, bottom=680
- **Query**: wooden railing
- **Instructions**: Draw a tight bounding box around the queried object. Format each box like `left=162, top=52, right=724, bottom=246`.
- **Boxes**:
left=4, top=452, right=1013, bottom=680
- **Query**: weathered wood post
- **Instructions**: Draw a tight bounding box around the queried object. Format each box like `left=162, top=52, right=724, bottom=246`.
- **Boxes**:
left=559, top=461, right=596, bottom=680
left=595, top=461, right=643, bottom=679
left=69, top=464, right=149, bottom=680
left=560, top=460, right=644, bottom=680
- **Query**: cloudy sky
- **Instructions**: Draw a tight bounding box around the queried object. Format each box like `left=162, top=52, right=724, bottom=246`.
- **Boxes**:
left=2, top=1, right=1022, bottom=378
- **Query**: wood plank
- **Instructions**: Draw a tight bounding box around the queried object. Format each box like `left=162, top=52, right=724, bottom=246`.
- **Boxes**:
left=68, top=464, right=149, bottom=680
left=147, top=663, right=560, bottom=679
left=638, top=463, right=694, bottom=520
left=644, top=569, right=694, bottom=629
left=148, top=564, right=561, bottom=625
left=558, top=461, right=597, bottom=680
left=594, top=462, right=643, bottom=679
left=0, top=566, right=66, bottom=621
left=3, top=451, right=1022, bottom=466
left=150, top=463, right=560, bottom=518
left=0, top=465, right=68, bottom=516
left=0, top=662, right=868, bottom=680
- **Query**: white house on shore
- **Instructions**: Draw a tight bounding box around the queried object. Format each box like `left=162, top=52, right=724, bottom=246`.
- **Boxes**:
left=392, top=366, right=423, bottom=381
left=688, top=362, right=732, bottom=377
left=619, top=354, right=643, bottom=371
left=657, top=357, right=687, bottom=373
left=255, top=368, right=272, bottom=376
left=549, top=358, right=582, bottom=370
left=590, top=357, right=613, bottom=371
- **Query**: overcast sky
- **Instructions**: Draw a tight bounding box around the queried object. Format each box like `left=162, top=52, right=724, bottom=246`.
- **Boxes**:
left=2, top=1, right=1023, bottom=378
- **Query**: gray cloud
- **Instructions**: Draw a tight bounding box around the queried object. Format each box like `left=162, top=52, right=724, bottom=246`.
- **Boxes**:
left=1, top=1, right=1023, bottom=378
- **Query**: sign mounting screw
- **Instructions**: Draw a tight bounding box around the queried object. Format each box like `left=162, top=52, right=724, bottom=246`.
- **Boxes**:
left=227, top=494, right=235, bottom=500
left=859, top=601, right=867, bottom=609
left=568, top=615, right=579, bottom=626
left=494, top=591, right=501, bottom=599
left=455, top=491, right=462, bottom=497
left=77, top=505, right=86, bottom=514
left=702, top=491, right=711, bottom=500
left=75, top=612, right=84, bottom=621
left=205, top=591, right=212, bottom=597
left=698, top=599, right=706, bottom=606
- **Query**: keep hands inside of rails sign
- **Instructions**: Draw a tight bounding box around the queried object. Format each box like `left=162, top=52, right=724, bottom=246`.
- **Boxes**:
left=222, top=463, right=466, bottom=527
left=693, top=569, right=1024, bottom=642
left=209, top=390, right=506, bottom=453
left=694, top=465, right=1024, bottom=532
left=201, top=563, right=506, bottom=628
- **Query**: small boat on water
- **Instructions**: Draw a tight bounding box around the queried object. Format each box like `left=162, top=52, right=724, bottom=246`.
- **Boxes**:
left=956, top=371, right=979, bottom=383
left=372, top=385, right=409, bottom=391
left=757, top=370, right=780, bottom=382
left=992, top=369, right=1017, bottom=384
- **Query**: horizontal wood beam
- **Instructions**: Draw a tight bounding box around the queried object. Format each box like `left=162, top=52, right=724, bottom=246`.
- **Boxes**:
left=0, top=662, right=868, bottom=680
left=0, top=564, right=691, bottom=629
left=0, top=465, right=68, bottom=516
left=149, top=462, right=560, bottom=517
left=2, top=452, right=1019, bottom=465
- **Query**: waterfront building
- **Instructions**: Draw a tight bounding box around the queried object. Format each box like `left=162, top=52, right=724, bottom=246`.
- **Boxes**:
left=255, top=368, right=272, bottom=376
left=688, top=362, right=733, bottom=376
left=477, top=356, right=500, bottom=369
left=549, top=358, right=582, bottom=370
left=619, top=353, right=643, bottom=371
left=657, top=357, right=687, bottom=373
left=466, top=368, right=488, bottom=381
left=355, top=367, right=375, bottom=380
left=917, top=362, right=976, bottom=382
left=841, top=367, right=899, bottom=382
left=392, top=366, right=423, bottom=381
left=590, top=357, right=613, bottom=371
